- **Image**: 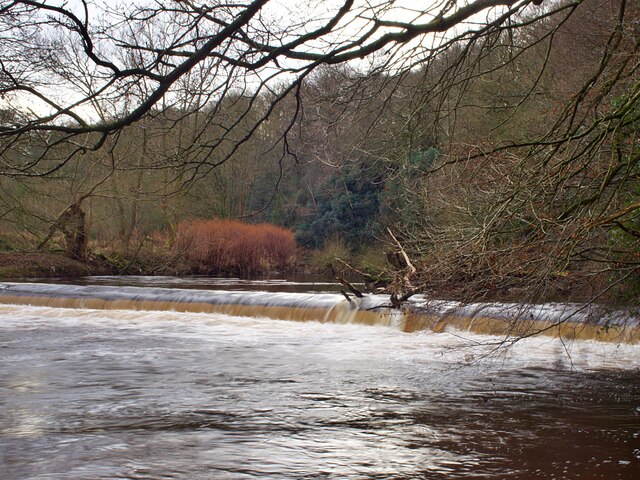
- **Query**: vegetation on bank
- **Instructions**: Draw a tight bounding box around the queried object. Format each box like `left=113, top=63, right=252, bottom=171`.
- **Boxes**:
left=0, top=219, right=297, bottom=278
left=174, top=219, right=296, bottom=274
left=0, top=1, right=638, bottom=306
left=0, top=224, right=602, bottom=306
left=0, top=252, right=95, bottom=279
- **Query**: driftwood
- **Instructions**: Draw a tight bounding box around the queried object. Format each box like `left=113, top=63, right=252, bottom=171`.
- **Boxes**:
left=330, top=230, right=421, bottom=309
left=340, top=290, right=354, bottom=304
left=386, top=228, right=419, bottom=307
left=334, top=273, right=364, bottom=298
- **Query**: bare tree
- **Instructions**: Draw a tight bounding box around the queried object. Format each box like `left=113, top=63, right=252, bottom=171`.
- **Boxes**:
left=0, top=0, right=637, bottom=306
left=0, top=1, right=566, bottom=171
left=358, top=0, right=640, bottom=306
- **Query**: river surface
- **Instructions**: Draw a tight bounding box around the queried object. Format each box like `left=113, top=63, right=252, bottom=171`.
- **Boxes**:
left=1, top=277, right=639, bottom=479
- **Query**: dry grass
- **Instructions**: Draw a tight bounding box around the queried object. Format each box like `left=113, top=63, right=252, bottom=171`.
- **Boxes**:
left=174, top=219, right=296, bottom=274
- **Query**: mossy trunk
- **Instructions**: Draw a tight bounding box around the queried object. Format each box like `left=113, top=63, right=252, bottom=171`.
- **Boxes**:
left=63, top=203, right=87, bottom=261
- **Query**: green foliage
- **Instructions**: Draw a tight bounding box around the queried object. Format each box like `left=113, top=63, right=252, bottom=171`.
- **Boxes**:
left=408, top=146, right=439, bottom=171
left=296, top=162, right=384, bottom=249
left=0, top=236, right=15, bottom=252
left=305, top=237, right=352, bottom=272
left=379, top=145, right=442, bottom=233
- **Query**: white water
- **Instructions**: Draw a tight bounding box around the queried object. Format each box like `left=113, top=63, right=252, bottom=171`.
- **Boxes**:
left=1, top=282, right=638, bottom=340
left=1, top=280, right=639, bottom=479
left=0, top=303, right=637, bottom=371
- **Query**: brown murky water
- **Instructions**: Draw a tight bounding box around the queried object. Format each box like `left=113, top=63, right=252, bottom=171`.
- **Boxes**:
left=0, top=279, right=639, bottom=479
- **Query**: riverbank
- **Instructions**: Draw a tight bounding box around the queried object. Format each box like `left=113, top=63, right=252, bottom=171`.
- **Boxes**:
left=0, top=251, right=207, bottom=279
left=0, top=252, right=98, bottom=278
left=0, top=249, right=302, bottom=279
left=0, top=251, right=634, bottom=309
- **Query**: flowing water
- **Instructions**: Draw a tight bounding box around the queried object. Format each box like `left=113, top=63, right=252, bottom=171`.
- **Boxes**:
left=1, top=277, right=639, bottom=479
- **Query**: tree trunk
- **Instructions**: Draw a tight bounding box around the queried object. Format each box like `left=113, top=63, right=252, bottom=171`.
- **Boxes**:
left=63, top=203, right=88, bottom=261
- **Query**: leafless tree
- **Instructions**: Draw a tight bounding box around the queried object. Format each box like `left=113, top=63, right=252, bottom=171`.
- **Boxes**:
left=0, top=1, right=568, bottom=172
left=0, top=0, right=637, bottom=306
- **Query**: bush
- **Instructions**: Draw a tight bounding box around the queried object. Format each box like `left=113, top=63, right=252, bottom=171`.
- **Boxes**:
left=305, top=236, right=352, bottom=273
left=174, top=219, right=296, bottom=274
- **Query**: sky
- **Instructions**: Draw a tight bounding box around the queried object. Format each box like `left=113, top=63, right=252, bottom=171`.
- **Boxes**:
left=2, top=1, right=524, bottom=122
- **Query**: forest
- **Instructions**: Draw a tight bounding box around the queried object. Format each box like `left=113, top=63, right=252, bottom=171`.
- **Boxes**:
left=0, top=0, right=638, bottom=306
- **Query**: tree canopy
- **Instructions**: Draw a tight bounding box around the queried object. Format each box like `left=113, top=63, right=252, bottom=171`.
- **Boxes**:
left=0, top=1, right=572, bottom=169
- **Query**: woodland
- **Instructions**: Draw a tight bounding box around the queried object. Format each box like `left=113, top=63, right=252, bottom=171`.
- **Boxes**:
left=0, top=0, right=638, bottom=306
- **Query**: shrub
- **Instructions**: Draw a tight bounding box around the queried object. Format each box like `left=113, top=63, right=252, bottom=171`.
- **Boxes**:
left=305, top=236, right=352, bottom=273
left=174, top=218, right=296, bottom=274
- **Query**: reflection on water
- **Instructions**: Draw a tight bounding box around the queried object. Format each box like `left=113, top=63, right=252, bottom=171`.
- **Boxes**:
left=0, top=286, right=639, bottom=479
left=22, top=274, right=353, bottom=293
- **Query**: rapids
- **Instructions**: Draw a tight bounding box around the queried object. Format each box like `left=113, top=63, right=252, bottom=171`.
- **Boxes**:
left=0, top=277, right=639, bottom=479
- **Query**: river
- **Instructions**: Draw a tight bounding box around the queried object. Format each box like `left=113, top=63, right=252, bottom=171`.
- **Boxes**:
left=1, top=277, right=639, bottom=479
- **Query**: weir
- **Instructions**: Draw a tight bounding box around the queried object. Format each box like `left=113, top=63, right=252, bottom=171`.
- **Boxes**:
left=0, top=282, right=637, bottom=343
